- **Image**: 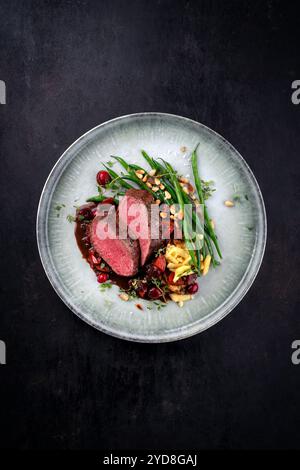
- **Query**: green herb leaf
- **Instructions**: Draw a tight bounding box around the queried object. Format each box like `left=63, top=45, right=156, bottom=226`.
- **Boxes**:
left=66, top=214, right=76, bottom=223
left=99, top=283, right=113, bottom=292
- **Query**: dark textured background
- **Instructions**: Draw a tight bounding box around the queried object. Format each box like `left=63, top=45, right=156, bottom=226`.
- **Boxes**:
left=0, top=0, right=299, bottom=450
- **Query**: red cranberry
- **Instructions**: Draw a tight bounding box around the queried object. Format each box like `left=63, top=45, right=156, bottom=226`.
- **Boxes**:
left=167, top=272, right=184, bottom=285
left=97, top=273, right=109, bottom=283
left=137, top=284, right=148, bottom=298
left=96, top=170, right=111, bottom=186
left=102, top=197, right=115, bottom=205
left=187, top=283, right=199, bottom=294
left=153, top=255, right=166, bottom=273
left=186, top=273, right=198, bottom=285
left=148, top=287, right=162, bottom=300
left=146, top=265, right=161, bottom=279
left=77, top=207, right=93, bottom=221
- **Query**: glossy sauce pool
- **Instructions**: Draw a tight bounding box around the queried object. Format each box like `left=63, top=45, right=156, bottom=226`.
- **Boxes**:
left=75, top=220, right=133, bottom=291
left=75, top=219, right=170, bottom=305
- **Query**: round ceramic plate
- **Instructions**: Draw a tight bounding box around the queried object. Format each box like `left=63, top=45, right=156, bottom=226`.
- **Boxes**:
left=37, top=113, right=266, bottom=342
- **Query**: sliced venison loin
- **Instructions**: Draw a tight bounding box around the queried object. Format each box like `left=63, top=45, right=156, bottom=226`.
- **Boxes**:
left=118, top=189, right=162, bottom=266
left=90, top=206, right=140, bottom=276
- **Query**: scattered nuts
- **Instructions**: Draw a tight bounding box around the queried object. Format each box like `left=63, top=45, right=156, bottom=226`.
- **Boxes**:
left=136, top=172, right=143, bottom=179
left=154, top=177, right=161, bottom=185
left=152, top=186, right=159, bottom=192
left=183, top=186, right=189, bottom=194
left=160, top=211, right=168, bottom=219
left=170, top=205, right=176, bottom=214
left=135, top=169, right=145, bottom=175
left=164, top=191, right=172, bottom=200
left=170, top=214, right=176, bottom=220
left=224, top=200, right=234, bottom=207
left=149, top=169, right=157, bottom=176
left=159, top=183, right=165, bottom=190
left=146, top=182, right=153, bottom=188
left=155, top=199, right=161, bottom=205
left=142, top=175, right=148, bottom=182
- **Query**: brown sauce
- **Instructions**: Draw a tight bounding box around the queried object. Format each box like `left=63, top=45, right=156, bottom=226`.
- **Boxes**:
left=75, top=218, right=170, bottom=302
left=75, top=220, right=136, bottom=291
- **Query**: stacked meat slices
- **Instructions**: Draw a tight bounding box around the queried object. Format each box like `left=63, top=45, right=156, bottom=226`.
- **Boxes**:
left=90, top=189, right=167, bottom=276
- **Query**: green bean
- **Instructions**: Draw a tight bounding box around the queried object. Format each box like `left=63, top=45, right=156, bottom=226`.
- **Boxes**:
left=110, top=155, right=130, bottom=171
left=191, top=146, right=222, bottom=259
left=86, top=194, right=106, bottom=203
left=141, top=150, right=158, bottom=169
left=103, top=164, right=133, bottom=189
left=162, top=160, right=198, bottom=271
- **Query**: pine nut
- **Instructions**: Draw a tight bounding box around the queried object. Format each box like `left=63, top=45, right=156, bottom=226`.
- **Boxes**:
left=179, top=176, right=189, bottom=184
left=164, top=191, right=172, bottom=200
left=160, top=211, right=168, bottom=219
left=187, top=183, right=194, bottom=193
left=224, top=200, right=234, bottom=207
left=177, top=210, right=184, bottom=220
left=149, top=169, right=156, bottom=176
left=119, top=293, right=129, bottom=301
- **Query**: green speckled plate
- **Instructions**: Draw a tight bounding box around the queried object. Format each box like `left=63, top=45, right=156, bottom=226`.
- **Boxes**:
left=37, top=113, right=267, bottom=342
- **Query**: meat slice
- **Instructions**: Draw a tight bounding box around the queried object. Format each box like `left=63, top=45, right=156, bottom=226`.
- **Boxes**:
left=118, top=189, right=162, bottom=266
left=90, top=207, right=140, bottom=276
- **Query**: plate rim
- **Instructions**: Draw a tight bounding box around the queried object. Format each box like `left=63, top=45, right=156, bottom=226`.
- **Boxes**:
left=36, top=112, right=267, bottom=343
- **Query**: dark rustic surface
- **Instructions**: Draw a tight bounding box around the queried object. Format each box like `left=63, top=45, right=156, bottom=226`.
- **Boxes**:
left=0, top=0, right=299, bottom=450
